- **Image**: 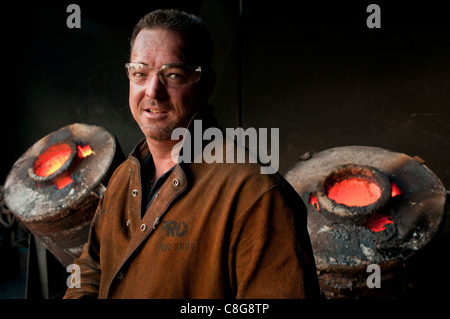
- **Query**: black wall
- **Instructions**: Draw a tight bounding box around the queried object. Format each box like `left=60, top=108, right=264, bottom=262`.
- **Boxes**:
left=5, top=1, right=449, bottom=185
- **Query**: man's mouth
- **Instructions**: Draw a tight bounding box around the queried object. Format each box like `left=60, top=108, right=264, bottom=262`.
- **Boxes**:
left=143, top=107, right=169, bottom=119
left=147, top=109, right=167, bottom=113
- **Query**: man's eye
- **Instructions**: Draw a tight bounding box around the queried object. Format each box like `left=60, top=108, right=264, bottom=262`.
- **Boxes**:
left=164, top=67, right=189, bottom=83
left=168, top=73, right=184, bottom=80
left=133, top=72, right=148, bottom=78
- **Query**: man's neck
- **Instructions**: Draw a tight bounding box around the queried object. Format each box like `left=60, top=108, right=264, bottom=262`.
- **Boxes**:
left=146, top=137, right=180, bottom=179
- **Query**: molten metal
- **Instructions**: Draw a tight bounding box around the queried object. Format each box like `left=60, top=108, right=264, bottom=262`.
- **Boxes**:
left=34, top=143, right=72, bottom=177
left=391, top=182, right=401, bottom=197
left=55, top=173, right=73, bottom=190
left=309, top=194, right=320, bottom=211
left=327, top=177, right=382, bottom=207
left=32, top=143, right=93, bottom=190
left=365, top=214, right=394, bottom=232
left=77, top=144, right=93, bottom=158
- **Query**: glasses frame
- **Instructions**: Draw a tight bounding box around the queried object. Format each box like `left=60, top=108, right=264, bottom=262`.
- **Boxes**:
left=125, top=62, right=202, bottom=88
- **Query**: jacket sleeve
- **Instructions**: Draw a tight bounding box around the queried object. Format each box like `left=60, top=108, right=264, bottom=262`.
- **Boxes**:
left=231, top=182, right=320, bottom=299
left=63, top=196, right=105, bottom=299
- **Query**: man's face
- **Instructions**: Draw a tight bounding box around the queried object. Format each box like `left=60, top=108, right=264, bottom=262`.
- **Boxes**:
left=129, top=29, right=207, bottom=141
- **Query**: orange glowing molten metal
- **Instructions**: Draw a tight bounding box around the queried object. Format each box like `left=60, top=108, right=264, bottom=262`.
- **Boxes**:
left=33, top=143, right=93, bottom=189
left=391, top=182, right=401, bottom=197
left=308, top=174, right=402, bottom=233
left=34, top=143, right=72, bottom=177
left=365, top=215, right=394, bottom=232
left=327, top=177, right=382, bottom=207
left=310, top=194, right=320, bottom=211
left=77, top=144, right=93, bottom=158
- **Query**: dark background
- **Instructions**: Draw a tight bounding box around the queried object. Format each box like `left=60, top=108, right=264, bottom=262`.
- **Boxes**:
left=4, top=0, right=449, bottom=186
left=1, top=0, right=449, bottom=298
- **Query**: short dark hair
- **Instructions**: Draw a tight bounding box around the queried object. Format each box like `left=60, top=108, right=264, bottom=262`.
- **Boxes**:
left=129, top=9, right=213, bottom=69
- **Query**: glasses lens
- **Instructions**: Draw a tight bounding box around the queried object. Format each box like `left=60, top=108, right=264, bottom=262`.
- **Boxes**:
left=126, top=63, right=154, bottom=85
left=159, top=64, right=201, bottom=88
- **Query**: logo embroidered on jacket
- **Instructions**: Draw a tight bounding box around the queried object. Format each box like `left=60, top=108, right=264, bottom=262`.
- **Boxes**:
left=161, top=220, right=188, bottom=237
left=156, top=240, right=199, bottom=254
left=156, top=221, right=198, bottom=254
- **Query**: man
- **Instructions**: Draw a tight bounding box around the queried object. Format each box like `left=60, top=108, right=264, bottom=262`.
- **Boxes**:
left=64, top=9, right=319, bottom=299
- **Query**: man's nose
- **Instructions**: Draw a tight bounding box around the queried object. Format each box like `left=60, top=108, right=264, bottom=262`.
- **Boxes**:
left=145, top=73, right=168, bottom=100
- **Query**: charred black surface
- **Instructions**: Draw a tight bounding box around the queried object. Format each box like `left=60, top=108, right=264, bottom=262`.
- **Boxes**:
left=285, top=146, right=447, bottom=298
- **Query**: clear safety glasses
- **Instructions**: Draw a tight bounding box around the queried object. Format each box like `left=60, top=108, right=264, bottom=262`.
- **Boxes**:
left=125, top=62, right=202, bottom=88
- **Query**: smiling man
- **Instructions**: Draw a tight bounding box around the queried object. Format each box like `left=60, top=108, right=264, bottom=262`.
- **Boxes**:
left=63, top=9, right=319, bottom=299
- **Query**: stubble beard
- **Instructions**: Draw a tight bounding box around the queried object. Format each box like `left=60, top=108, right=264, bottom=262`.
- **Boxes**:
left=136, top=97, right=182, bottom=141
left=139, top=118, right=181, bottom=141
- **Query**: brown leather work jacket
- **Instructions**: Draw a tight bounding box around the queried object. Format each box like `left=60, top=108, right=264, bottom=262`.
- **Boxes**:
left=63, top=111, right=319, bottom=299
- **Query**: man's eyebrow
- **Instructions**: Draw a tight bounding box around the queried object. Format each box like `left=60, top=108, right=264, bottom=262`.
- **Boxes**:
left=130, top=62, right=150, bottom=66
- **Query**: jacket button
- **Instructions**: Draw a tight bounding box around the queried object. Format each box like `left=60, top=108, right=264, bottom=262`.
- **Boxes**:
left=132, top=189, right=138, bottom=197
left=140, top=224, right=147, bottom=231
left=117, top=272, right=124, bottom=280
left=126, top=220, right=131, bottom=227
left=172, top=179, right=180, bottom=187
